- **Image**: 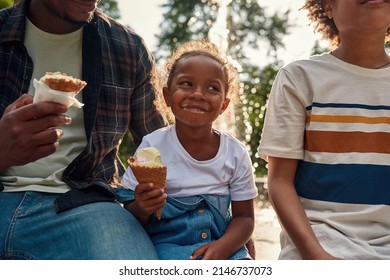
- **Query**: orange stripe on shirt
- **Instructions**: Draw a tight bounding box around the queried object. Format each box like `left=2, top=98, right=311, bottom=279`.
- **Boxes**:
left=309, top=115, right=390, bottom=124
left=305, top=131, right=390, bottom=153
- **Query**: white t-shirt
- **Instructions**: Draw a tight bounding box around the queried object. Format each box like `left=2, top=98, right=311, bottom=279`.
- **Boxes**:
left=259, top=53, right=390, bottom=259
left=0, top=19, right=87, bottom=193
left=122, top=125, right=258, bottom=201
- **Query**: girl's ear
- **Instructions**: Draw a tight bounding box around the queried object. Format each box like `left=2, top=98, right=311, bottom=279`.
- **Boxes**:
left=163, top=87, right=171, bottom=107
left=220, top=98, right=230, bottom=114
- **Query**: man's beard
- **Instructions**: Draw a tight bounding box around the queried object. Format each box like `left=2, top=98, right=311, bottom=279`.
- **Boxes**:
left=43, top=0, right=94, bottom=26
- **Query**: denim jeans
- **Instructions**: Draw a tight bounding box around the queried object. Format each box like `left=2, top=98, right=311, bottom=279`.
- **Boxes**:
left=0, top=191, right=157, bottom=260
left=116, top=188, right=250, bottom=260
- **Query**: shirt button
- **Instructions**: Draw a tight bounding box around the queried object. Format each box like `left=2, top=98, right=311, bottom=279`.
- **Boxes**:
left=198, top=209, right=204, bottom=214
left=201, top=232, right=208, bottom=239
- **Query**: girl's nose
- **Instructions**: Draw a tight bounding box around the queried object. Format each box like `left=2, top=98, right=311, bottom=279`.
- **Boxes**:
left=190, top=87, right=205, bottom=99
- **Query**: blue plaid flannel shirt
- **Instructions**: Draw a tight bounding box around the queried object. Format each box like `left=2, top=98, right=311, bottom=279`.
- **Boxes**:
left=0, top=0, right=167, bottom=211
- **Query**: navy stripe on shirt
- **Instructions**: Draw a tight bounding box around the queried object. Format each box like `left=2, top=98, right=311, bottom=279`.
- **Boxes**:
left=295, top=161, right=390, bottom=205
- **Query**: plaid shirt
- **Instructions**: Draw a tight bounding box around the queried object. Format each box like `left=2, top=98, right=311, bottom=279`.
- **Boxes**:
left=0, top=1, right=166, bottom=210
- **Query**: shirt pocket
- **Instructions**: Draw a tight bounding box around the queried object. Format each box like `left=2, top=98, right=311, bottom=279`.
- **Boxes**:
left=93, top=84, right=133, bottom=148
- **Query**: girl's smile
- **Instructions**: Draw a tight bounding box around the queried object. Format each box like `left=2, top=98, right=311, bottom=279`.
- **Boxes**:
left=181, top=103, right=209, bottom=113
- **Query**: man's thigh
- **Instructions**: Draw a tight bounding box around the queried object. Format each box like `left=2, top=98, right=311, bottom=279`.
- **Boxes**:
left=0, top=192, right=157, bottom=260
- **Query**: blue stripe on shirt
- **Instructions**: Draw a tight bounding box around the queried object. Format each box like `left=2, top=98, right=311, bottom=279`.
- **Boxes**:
left=295, top=161, right=390, bottom=205
left=306, top=103, right=390, bottom=111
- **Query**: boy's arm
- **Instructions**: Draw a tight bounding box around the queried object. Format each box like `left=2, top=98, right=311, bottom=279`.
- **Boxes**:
left=245, top=237, right=256, bottom=259
left=190, top=199, right=255, bottom=260
left=267, top=156, right=339, bottom=259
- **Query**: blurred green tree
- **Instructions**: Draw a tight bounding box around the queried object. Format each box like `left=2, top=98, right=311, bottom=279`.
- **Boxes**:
left=0, top=0, right=13, bottom=9
left=98, top=0, right=120, bottom=19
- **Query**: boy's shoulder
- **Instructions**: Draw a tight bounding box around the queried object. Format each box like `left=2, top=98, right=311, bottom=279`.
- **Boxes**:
left=282, top=52, right=331, bottom=70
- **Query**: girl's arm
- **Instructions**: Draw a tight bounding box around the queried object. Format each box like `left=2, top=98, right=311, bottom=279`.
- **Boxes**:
left=190, top=199, right=255, bottom=260
left=267, top=156, right=339, bottom=259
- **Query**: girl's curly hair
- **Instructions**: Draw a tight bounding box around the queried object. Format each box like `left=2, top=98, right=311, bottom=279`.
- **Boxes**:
left=301, top=0, right=390, bottom=48
left=151, top=40, right=241, bottom=123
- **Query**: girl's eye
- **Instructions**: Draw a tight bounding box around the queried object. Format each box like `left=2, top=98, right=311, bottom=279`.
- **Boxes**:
left=180, top=81, right=192, bottom=87
left=208, top=85, right=220, bottom=92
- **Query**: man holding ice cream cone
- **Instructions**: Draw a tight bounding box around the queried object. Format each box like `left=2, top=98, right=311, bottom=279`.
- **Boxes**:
left=0, top=0, right=166, bottom=259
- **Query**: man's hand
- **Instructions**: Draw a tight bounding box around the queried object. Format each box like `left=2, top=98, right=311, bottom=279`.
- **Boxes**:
left=0, top=94, right=71, bottom=171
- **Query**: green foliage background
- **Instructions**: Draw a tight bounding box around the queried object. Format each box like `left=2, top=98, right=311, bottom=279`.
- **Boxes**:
left=0, top=0, right=12, bottom=9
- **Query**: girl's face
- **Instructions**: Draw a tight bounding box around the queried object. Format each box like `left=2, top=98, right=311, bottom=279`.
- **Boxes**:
left=163, top=55, right=230, bottom=129
left=324, top=0, right=390, bottom=39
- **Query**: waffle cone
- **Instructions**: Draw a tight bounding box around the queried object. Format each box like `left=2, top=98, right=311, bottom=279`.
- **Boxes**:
left=128, top=157, right=167, bottom=219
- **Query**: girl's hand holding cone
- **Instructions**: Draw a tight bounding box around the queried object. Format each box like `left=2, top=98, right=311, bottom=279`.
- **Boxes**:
left=133, top=182, right=167, bottom=220
left=128, top=147, right=167, bottom=219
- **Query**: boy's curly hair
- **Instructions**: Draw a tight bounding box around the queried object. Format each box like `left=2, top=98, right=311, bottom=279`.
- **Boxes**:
left=301, top=0, right=390, bottom=48
left=152, top=40, right=241, bottom=123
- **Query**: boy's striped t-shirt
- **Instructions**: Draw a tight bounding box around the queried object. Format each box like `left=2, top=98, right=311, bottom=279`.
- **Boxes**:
left=258, top=53, right=390, bottom=259
left=296, top=101, right=390, bottom=205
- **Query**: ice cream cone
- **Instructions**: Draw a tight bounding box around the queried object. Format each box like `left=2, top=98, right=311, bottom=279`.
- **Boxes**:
left=33, top=72, right=86, bottom=108
left=128, top=157, right=167, bottom=219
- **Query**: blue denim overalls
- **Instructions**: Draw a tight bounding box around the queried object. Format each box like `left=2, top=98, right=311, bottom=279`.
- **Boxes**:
left=116, top=188, right=250, bottom=260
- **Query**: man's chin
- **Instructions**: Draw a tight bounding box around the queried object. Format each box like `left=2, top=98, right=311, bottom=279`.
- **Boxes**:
left=64, top=13, right=94, bottom=26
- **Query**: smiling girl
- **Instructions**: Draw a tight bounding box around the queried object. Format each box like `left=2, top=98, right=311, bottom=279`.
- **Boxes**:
left=119, top=40, right=258, bottom=260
